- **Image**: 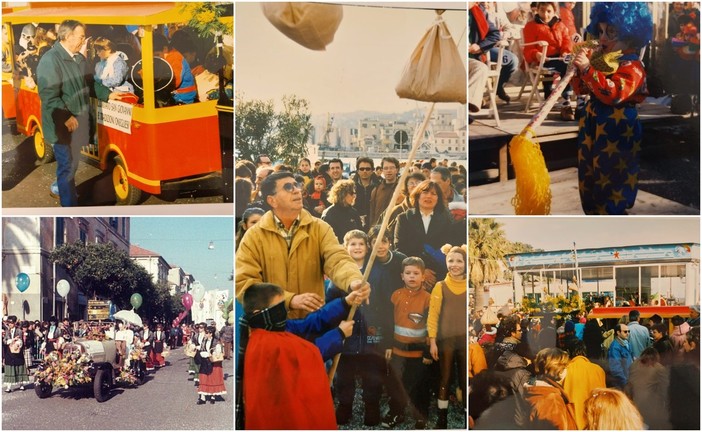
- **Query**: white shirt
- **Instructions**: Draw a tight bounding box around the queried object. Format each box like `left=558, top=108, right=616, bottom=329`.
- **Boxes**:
left=420, top=211, right=433, bottom=234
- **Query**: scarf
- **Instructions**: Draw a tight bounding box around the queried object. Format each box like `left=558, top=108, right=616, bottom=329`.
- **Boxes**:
left=470, top=4, right=489, bottom=40
left=236, top=301, right=287, bottom=429
left=99, top=51, right=128, bottom=83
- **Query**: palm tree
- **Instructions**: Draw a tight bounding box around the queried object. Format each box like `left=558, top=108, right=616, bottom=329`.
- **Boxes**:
left=469, top=218, right=509, bottom=313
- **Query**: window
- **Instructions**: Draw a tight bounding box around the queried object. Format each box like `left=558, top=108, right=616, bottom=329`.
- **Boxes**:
left=55, top=218, right=65, bottom=246
left=109, top=217, right=118, bottom=230
left=79, top=228, right=88, bottom=245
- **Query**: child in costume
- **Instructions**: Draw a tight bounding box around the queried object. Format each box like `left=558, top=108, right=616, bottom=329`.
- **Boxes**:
left=382, top=257, right=433, bottom=429
left=572, top=2, right=652, bottom=214
left=237, top=282, right=368, bottom=430
left=428, top=245, right=467, bottom=429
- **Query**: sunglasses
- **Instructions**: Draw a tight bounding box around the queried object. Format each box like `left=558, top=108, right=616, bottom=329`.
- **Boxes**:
left=279, top=182, right=304, bottom=193
left=348, top=190, right=357, bottom=195
left=358, top=167, right=373, bottom=172
left=621, top=330, right=630, bottom=334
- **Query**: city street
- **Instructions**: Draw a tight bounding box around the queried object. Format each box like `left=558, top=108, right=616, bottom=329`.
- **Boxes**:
left=2, top=348, right=233, bottom=430
left=2, top=125, right=225, bottom=207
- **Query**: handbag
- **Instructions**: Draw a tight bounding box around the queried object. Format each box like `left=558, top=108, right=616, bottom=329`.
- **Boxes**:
left=184, top=344, right=197, bottom=358
left=396, top=11, right=466, bottom=103
left=211, top=352, right=224, bottom=363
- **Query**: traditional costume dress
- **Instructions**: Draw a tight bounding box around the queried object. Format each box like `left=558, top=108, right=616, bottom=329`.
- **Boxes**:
left=142, top=327, right=154, bottom=371
left=196, top=336, right=226, bottom=403
left=188, top=330, right=204, bottom=382
left=151, top=328, right=167, bottom=368
left=4, top=325, right=29, bottom=392
left=44, top=323, right=60, bottom=356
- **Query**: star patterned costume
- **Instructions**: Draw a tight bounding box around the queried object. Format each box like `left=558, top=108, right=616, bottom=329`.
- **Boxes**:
left=572, top=52, right=648, bottom=214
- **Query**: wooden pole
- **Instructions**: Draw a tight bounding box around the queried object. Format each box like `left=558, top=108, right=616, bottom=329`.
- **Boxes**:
left=328, top=103, right=435, bottom=382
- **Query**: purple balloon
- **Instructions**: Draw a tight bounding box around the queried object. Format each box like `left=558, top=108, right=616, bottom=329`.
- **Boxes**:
left=182, top=293, right=193, bottom=310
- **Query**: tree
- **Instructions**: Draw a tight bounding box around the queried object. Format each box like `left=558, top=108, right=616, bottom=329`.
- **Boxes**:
left=51, top=242, right=154, bottom=313
left=274, top=95, right=313, bottom=165
left=235, top=94, right=276, bottom=162
left=235, top=93, right=313, bottom=164
left=469, top=219, right=509, bottom=312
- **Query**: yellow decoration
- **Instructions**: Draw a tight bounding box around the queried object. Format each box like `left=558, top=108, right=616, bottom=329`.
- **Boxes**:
left=510, top=127, right=552, bottom=215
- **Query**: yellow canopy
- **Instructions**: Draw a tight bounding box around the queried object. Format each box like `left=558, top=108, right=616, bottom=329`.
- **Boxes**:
left=2, top=2, right=183, bottom=26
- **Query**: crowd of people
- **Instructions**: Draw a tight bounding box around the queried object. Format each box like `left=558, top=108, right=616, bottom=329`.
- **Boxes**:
left=469, top=302, right=701, bottom=430
left=2, top=315, right=232, bottom=405
left=235, top=155, right=467, bottom=429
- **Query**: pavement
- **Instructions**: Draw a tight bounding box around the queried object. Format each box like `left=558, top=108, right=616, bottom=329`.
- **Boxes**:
left=2, top=124, right=225, bottom=208
left=2, top=347, right=234, bottom=430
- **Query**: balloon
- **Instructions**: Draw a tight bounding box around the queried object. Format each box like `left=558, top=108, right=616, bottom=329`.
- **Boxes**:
left=15, top=273, right=30, bottom=293
left=228, top=315, right=234, bottom=325
left=56, top=279, right=70, bottom=298
left=192, top=282, right=205, bottom=302
left=130, top=293, right=143, bottom=310
left=182, top=293, right=193, bottom=310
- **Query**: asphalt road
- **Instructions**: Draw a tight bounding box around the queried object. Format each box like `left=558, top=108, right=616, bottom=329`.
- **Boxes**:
left=2, top=347, right=234, bottom=430
left=2, top=124, right=225, bottom=208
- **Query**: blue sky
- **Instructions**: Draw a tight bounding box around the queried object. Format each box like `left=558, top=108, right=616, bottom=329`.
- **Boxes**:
left=129, top=217, right=234, bottom=293
left=490, top=217, right=700, bottom=252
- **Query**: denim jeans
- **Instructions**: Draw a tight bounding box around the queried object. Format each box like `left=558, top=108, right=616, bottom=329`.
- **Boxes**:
left=53, top=111, right=89, bottom=207
left=488, top=47, right=518, bottom=91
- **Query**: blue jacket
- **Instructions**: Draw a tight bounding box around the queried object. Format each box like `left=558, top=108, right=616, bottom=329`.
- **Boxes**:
left=627, top=321, right=651, bottom=359
left=325, top=250, right=407, bottom=355
left=608, top=338, right=633, bottom=387
left=287, top=297, right=349, bottom=361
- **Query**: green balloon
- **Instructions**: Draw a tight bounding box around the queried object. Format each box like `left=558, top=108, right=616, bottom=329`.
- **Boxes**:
left=130, top=293, right=143, bottom=310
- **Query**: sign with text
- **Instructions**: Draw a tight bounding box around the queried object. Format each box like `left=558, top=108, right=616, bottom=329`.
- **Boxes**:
left=88, top=300, right=111, bottom=321
left=96, top=100, right=132, bottom=134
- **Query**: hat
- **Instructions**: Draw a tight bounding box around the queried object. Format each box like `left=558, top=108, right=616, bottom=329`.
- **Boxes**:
left=691, top=305, right=700, bottom=313
left=565, top=321, right=575, bottom=333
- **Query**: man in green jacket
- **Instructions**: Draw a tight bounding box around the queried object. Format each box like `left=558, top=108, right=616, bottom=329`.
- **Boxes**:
left=236, top=171, right=370, bottom=320
left=36, top=20, right=124, bottom=206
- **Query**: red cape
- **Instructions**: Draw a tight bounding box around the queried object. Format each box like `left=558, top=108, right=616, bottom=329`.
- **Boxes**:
left=244, top=329, right=337, bottom=430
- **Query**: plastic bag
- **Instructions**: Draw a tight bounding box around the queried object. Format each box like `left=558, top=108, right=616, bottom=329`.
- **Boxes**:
left=396, top=11, right=466, bottom=104
left=261, top=2, right=343, bottom=51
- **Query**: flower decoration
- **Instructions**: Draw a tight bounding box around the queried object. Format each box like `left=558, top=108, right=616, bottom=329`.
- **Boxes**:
left=35, top=351, right=93, bottom=387
left=180, top=3, right=232, bottom=38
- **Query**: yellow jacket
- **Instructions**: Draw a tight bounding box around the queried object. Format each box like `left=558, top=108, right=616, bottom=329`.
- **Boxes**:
left=563, top=355, right=606, bottom=429
left=236, top=209, right=363, bottom=319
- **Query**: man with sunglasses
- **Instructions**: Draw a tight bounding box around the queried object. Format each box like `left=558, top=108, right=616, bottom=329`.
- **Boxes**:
left=352, top=157, right=379, bottom=230
left=236, top=172, right=369, bottom=320
left=607, top=323, right=633, bottom=388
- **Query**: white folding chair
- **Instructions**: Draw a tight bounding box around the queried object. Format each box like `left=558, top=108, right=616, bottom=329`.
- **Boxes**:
left=483, top=39, right=509, bottom=127
left=517, top=29, right=566, bottom=113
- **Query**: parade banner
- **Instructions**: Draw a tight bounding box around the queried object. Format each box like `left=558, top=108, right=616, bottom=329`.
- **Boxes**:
left=96, top=100, right=133, bottom=134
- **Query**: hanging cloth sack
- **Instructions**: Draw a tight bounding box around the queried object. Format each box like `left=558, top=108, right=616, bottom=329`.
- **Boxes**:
left=261, top=2, right=343, bottom=51
left=396, top=10, right=466, bottom=104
